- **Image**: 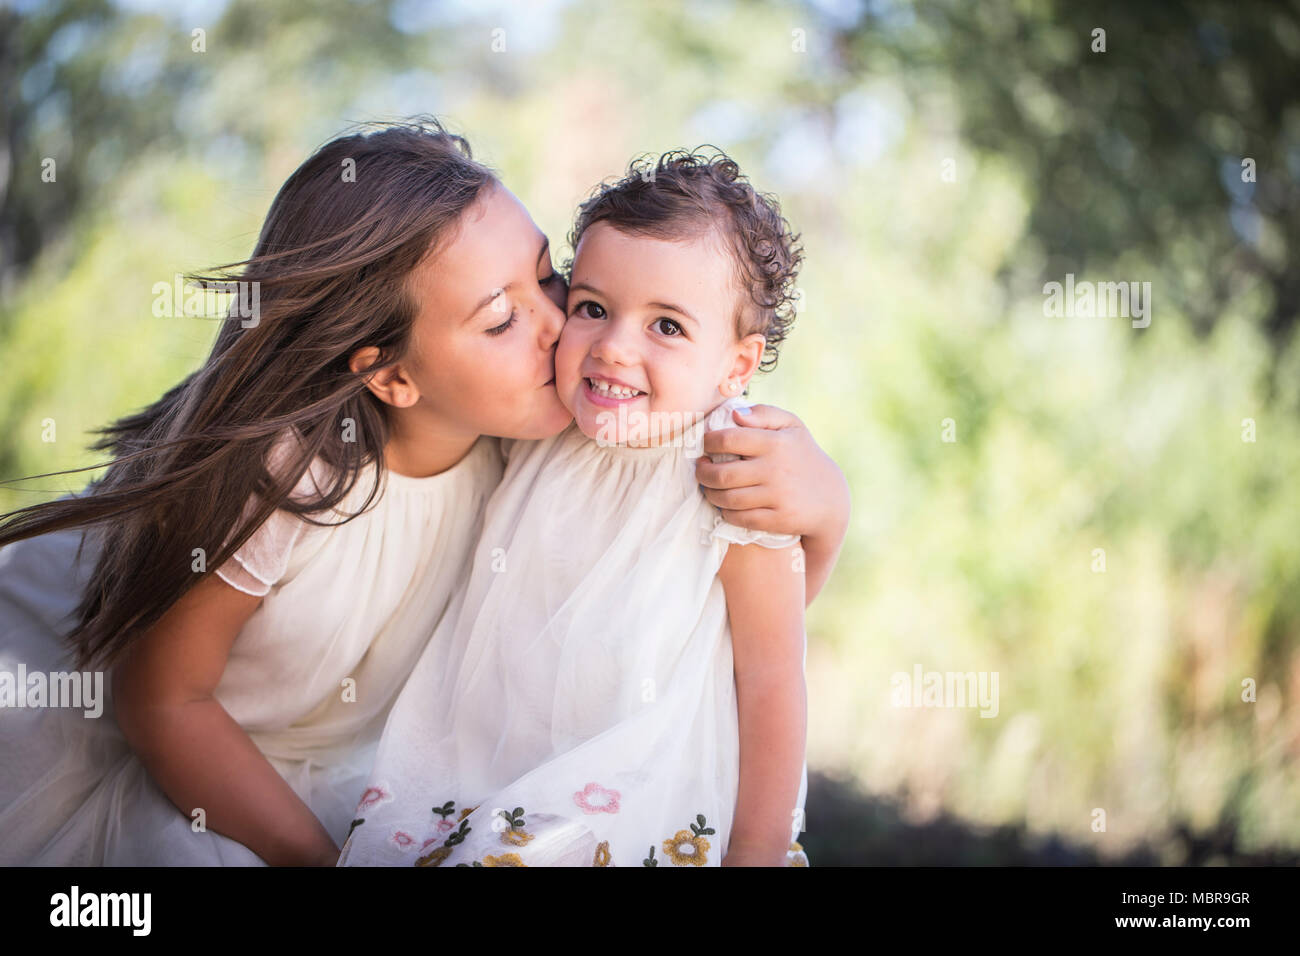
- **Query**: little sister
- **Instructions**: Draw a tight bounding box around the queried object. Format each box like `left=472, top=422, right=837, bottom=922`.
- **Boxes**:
left=339, top=147, right=817, bottom=867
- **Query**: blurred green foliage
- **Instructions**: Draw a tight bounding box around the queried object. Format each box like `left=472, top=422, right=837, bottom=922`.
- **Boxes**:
left=2, top=0, right=1297, bottom=863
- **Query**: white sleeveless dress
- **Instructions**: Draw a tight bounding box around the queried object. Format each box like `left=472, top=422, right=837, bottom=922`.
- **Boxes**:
left=337, top=397, right=812, bottom=867
left=0, top=432, right=503, bottom=865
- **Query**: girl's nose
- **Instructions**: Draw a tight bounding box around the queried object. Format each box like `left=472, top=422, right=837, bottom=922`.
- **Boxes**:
left=590, top=320, right=638, bottom=366
left=536, top=294, right=566, bottom=350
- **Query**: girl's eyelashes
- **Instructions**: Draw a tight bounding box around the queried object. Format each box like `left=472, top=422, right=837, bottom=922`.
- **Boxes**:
left=487, top=275, right=565, bottom=335
left=486, top=310, right=517, bottom=336
left=569, top=301, right=685, bottom=337
left=572, top=300, right=605, bottom=320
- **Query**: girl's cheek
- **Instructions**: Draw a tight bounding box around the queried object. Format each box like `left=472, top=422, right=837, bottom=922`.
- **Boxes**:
left=557, top=318, right=580, bottom=353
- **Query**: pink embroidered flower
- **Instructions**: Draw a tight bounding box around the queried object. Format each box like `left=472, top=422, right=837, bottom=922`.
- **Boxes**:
left=436, top=818, right=455, bottom=833
left=573, top=782, right=621, bottom=814
left=419, top=834, right=442, bottom=852
left=356, top=784, right=393, bottom=813
left=392, top=831, right=416, bottom=850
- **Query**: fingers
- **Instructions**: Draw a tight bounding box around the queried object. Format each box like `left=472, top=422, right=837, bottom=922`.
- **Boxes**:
left=714, top=506, right=784, bottom=534
left=731, top=403, right=803, bottom=431
left=695, top=455, right=763, bottom=490
left=700, top=423, right=780, bottom=459
left=699, top=483, right=771, bottom=513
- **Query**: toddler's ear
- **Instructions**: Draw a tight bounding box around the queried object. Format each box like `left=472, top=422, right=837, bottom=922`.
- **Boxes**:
left=725, top=332, right=766, bottom=391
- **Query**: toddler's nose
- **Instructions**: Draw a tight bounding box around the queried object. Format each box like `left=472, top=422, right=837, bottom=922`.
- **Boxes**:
left=590, top=322, right=638, bottom=366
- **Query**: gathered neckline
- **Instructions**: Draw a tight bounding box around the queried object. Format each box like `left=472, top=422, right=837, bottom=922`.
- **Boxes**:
left=580, top=397, right=746, bottom=462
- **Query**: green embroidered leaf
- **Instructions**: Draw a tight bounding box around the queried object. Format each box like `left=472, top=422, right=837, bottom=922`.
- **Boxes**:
left=445, top=818, right=472, bottom=847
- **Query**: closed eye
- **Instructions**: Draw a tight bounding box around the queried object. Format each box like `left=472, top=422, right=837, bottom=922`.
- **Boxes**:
left=486, top=310, right=517, bottom=336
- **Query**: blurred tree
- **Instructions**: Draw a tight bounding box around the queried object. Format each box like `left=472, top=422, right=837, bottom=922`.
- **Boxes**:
left=0, top=0, right=420, bottom=299
left=0, top=0, right=193, bottom=291
left=823, top=0, right=1300, bottom=341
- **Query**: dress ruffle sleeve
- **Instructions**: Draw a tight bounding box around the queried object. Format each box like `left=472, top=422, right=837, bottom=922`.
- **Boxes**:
left=213, top=431, right=324, bottom=597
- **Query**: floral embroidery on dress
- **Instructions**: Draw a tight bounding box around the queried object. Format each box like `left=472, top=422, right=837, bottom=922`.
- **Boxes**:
left=497, top=807, right=534, bottom=847
left=355, top=784, right=393, bottom=813
left=431, top=800, right=457, bottom=833
left=593, top=841, right=613, bottom=867
left=392, top=830, right=417, bottom=850
left=788, top=840, right=809, bottom=867
left=573, top=782, right=621, bottom=815
left=481, top=852, right=527, bottom=867
left=417, top=844, right=455, bottom=867
left=416, top=799, right=475, bottom=867
left=661, top=813, right=715, bottom=866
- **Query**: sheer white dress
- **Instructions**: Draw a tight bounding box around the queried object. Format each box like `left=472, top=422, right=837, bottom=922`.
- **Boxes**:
left=337, top=397, right=811, bottom=868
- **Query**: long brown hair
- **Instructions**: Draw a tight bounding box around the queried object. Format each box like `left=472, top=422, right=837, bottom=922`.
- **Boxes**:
left=0, top=117, right=497, bottom=670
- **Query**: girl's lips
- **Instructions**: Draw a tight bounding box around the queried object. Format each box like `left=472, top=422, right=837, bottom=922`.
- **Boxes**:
left=582, top=377, right=644, bottom=408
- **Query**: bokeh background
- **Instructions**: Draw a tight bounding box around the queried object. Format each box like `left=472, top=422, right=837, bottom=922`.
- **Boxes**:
left=3, top=0, right=1298, bottom=864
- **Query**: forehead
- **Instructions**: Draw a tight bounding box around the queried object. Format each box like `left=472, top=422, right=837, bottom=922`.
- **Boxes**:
left=412, top=183, right=544, bottom=304
left=436, top=183, right=541, bottom=270
left=572, top=221, right=740, bottom=313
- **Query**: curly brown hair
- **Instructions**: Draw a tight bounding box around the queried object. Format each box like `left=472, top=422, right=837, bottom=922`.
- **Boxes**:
left=566, top=147, right=803, bottom=373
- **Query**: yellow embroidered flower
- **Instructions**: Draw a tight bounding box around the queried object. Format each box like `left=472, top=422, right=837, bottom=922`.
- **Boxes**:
left=788, top=841, right=809, bottom=867
left=483, top=853, right=527, bottom=867
left=593, top=841, right=612, bottom=867
left=663, top=830, right=710, bottom=866
left=501, top=827, right=535, bottom=847
left=416, top=845, right=453, bottom=867
left=458, top=804, right=479, bottom=822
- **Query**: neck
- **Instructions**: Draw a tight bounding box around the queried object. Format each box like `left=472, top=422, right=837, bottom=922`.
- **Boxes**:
left=383, top=408, right=480, bottom=478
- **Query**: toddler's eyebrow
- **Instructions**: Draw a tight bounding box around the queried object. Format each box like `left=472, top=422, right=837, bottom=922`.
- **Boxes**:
left=570, top=281, right=604, bottom=298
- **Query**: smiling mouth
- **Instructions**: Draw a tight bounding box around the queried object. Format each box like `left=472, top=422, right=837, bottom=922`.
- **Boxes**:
left=585, top=377, right=645, bottom=400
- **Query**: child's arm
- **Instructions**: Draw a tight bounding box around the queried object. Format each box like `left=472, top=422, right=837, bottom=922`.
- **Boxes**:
left=113, top=572, right=340, bottom=866
left=695, top=404, right=849, bottom=608
left=716, top=538, right=807, bottom=867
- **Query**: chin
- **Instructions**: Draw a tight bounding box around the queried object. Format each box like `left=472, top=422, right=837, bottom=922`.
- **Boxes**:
left=573, top=415, right=608, bottom=443
left=530, top=405, right=577, bottom=440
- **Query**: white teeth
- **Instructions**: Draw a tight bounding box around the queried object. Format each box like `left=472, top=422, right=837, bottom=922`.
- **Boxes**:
left=587, top=377, right=642, bottom=399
